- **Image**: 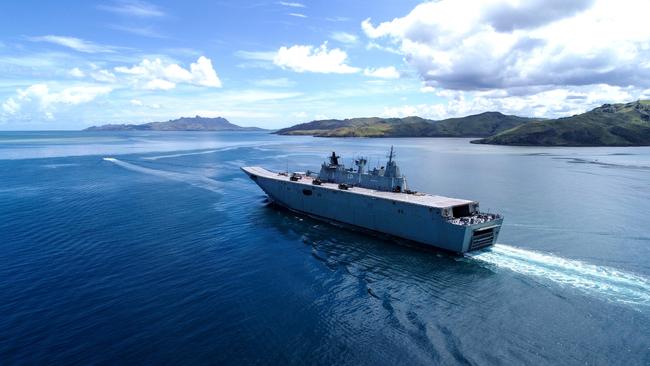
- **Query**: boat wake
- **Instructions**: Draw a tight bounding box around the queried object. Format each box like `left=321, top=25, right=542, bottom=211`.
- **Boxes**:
left=103, top=157, right=221, bottom=193
left=142, top=146, right=246, bottom=160
left=468, top=244, right=650, bottom=308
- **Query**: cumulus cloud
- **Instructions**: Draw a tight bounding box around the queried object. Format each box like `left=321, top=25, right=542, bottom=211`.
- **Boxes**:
left=362, top=0, right=650, bottom=91
left=363, top=66, right=400, bottom=79
left=1, top=83, right=112, bottom=119
left=189, top=56, right=222, bottom=87
left=274, top=42, right=360, bottom=74
left=29, top=35, right=118, bottom=53
left=114, top=56, right=222, bottom=89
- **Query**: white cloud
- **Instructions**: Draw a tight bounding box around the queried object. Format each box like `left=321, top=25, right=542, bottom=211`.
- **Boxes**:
left=114, top=56, right=222, bottom=89
left=189, top=56, right=221, bottom=87
left=274, top=42, right=360, bottom=74
left=69, top=68, right=85, bottom=78
left=278, top=2, right=305, bottom=8
left=130, top=99, right=143, bottom=106
left=30, top=84, right=112, bottom=105
left=1, top=83, right=113, bottom=119
left=363, top=66, right=399, bottom=79
left=288, top=13, right=307, bottom=18
left=29, top=35, right=117, bottom=53
left=330, top=32, right=358, bottom=44
left=98, top=0, right=165, bottom=17
left=382, top=84, right=637, bottom=120
left=362, top=0, right=650, bottom=92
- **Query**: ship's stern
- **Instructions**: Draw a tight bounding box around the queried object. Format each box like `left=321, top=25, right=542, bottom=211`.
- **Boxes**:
left=462, top=218, right=503, bottom=252
left=441, top=216, right=503, bottom=254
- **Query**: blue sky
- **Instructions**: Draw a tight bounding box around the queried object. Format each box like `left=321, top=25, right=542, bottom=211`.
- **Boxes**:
left=1, top=0, right=649, bottom=130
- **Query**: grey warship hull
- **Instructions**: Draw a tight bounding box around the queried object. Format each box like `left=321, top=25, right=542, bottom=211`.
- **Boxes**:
left=241, top=166, right=502, bottom=253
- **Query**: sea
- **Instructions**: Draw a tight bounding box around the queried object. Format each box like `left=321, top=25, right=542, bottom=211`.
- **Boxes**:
left=0, top=131, right=648, bottom=365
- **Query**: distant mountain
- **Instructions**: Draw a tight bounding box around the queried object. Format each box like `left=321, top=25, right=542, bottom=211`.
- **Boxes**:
left=473, top=101, right=650, bottom=146
left=275, top=112, right=537, bottom=137
left=84, top=116, right=265, bottom=131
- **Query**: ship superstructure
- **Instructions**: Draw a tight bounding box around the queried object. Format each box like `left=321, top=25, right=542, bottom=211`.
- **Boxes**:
left=242, top=147, right=502, bottom=253
left=317, top=147, right=408, bottom=192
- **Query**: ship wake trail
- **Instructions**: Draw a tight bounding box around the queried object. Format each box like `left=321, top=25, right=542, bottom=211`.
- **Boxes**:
left=103, top=157, right=221, bottom=193
left=468, top=244, right=650, bottom=308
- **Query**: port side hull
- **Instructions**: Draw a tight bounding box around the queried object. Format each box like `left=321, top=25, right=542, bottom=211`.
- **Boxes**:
left=242, top=168, right=501, bottom=253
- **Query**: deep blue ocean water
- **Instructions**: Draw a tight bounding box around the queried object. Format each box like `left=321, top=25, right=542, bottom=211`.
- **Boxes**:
left=1, top=131, right=649, bottom=365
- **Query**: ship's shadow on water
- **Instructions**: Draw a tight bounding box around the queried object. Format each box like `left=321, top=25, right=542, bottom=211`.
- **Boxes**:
left=255, top=198, right=650, bottom=311
left=255, top=199, right=499, bottom=301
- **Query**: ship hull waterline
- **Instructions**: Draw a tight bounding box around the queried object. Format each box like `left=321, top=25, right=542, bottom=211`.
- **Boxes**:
left=242, top=167, right=502, bottom=254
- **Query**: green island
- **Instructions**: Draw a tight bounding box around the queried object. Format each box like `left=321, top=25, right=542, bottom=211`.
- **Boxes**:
left=276, top=100, right=650, bottom=146
left=473, top=100, right=650, bottom=146
left=275, top=112, right=537, bottom=138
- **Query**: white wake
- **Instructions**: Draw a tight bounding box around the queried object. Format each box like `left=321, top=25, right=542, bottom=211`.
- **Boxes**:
left=103, top=157, right=221, bottom=193
left=142, top=147, right=243, bottom=160
left=468, top=244, right=650, bottom=308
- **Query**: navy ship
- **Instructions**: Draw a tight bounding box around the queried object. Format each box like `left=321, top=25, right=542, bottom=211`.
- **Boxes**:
left=242, top=147, right=502, bottom=253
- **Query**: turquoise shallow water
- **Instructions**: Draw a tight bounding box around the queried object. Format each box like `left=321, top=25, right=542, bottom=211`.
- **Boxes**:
left=1, top=131, right=649, bottom=364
